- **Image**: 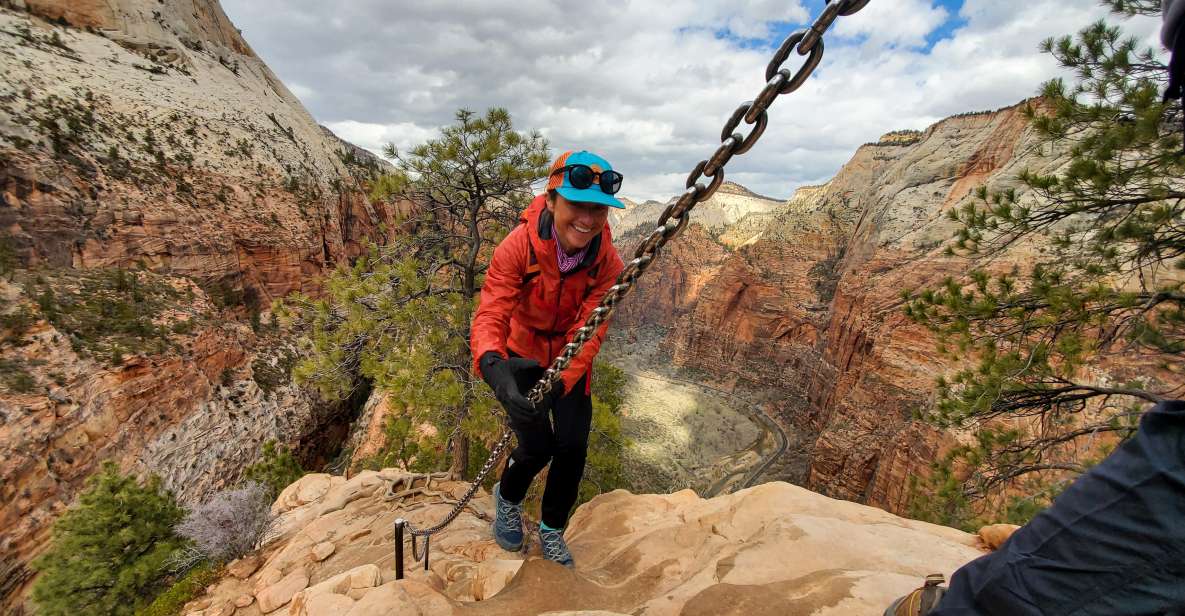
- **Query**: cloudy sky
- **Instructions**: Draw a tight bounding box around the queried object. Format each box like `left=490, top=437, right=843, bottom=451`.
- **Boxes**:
left=221, top=1, right=1163, bottom=202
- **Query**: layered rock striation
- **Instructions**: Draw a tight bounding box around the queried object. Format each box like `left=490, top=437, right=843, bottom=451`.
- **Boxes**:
left=0, top=0, right=397, bottom=285
left=0, top=0, right=397, bottom=608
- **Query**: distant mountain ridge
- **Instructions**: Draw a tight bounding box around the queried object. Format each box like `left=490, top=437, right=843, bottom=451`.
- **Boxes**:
left=611, top=181, right=784, bottom=244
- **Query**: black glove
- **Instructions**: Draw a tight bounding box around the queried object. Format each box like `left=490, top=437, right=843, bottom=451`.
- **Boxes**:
left=479, top=352, right=542, bottom=426
left=506, top=357, right=565, bottom=410
left=536, top=379, right=565, bottom=410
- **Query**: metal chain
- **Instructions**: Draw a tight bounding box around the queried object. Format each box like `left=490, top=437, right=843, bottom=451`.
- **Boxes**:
left=394, top=0, right=871, bottom=570
left=394, top=430, right=513, bottom=573
left=526, top=0, right=867, bottom=405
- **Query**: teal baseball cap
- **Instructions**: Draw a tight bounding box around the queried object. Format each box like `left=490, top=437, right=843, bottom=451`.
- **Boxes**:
left=546, top=150, right=625, bottom=209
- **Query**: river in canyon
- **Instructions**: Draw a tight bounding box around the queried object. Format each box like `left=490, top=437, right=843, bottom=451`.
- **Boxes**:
left=601, top=328, right=793, bottom=498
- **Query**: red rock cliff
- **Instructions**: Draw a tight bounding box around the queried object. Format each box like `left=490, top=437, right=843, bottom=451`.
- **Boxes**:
left=0, top=0, right=398, bottom=609
left=615, top=104, right=1055, bottom=515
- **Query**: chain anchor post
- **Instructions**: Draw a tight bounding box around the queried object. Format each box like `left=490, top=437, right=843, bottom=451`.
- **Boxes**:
left=423, top=535, right=431, bottom=572
left=394, top=518, right=406, bottom=580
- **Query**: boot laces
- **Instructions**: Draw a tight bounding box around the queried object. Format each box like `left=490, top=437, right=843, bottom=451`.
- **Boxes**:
left=539, top=526, right=572, bottom=562
left=497, top=495, right=522, bottom=530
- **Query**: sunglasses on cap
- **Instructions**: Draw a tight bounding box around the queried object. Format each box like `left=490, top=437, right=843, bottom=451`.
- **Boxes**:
left=551, top=164, right=624, bottom=195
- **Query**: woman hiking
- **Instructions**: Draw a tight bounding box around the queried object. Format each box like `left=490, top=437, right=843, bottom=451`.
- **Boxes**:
left=470, top=150, right=626, bottom=568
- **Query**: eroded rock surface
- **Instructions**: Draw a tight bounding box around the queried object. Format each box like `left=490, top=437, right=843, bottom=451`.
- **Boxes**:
left=187, top=471, right=984, bottom=616
left=611, top=105, right=1128, bottom=514
left=0, top=0, right=398, bottom=607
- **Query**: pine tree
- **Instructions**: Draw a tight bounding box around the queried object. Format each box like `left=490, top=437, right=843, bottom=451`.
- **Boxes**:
left=377, top=107, right=551, bottom=300
left=281, top=108, right=550, bottom=477
left=904, top=0, right=1184, bottom=526
left=31, top=462, right=186, bottom=616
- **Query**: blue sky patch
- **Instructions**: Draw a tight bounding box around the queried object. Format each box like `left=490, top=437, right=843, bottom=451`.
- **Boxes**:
left=712, top=21, right=801, bottom=50
left=712, top=0, right=969, bottom=53
left=925, top=0, right=967, bottom=51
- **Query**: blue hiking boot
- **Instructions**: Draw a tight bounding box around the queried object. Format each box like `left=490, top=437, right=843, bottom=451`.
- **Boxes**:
left=492, top=483, right=524, bottom=552
left=538, top=522, right=574, bottom=568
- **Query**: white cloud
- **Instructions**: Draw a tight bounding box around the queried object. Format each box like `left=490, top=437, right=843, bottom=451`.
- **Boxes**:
left=223, top=0, right=1164, bottom=202
left=834, top=0, right=950, bottom=48
left=722, top=0, right=811, bottom=38
left=322, top=120, right=437, bottom=156
left=287, top=82, right=315, bottom=101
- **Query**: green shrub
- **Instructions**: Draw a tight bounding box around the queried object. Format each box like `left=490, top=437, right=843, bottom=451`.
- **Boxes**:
left=252, top=347, right=297, bottom=396
left=580, top=361, right=629, bottom=507
left=203, top=278, right=244, bottom=309
left=0, top=358, right=37, bottom=393
left=32, top=462, right=186, bottom=616
left=244, top=440, right=305, bottom=498
left=28, top=269, right=182, bottom=363
left=0, top=235, right=18, bottom=277
left=360, top=414, right=446, bottom=474
left=0, top=306, right=36, bottom=342
left=591, top=360, right=627, bottom=414
left=807, top=242, right=846, bottom=304
left=136, top=563, right=222, bottom=616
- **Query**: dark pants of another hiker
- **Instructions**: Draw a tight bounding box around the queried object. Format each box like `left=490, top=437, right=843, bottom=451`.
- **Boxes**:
left=497, top=354, right=592, bottom=530
left=932, top=400, right=1185, bottom=616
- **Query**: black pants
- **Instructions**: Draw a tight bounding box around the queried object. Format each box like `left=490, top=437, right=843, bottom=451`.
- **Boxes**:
left=933, top=400, right=1185, bottom=616
left=497, top=352, right=592, bottom=529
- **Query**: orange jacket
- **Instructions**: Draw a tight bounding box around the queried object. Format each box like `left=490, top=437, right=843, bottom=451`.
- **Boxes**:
left=471, top=194, right=624, bottom=395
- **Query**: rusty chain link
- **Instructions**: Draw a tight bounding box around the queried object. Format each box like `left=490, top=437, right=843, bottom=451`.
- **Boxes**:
left=394, top=0, right=871, bottom=572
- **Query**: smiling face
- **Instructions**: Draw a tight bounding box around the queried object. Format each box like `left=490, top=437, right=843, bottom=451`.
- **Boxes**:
left=547, top=191, right=609, bottom=254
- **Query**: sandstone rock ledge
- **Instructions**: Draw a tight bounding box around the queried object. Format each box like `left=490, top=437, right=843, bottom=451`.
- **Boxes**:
left=190, top=472, right=983, bottom=616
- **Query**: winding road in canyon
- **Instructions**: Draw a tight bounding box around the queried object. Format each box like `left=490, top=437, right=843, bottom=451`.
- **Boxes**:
left=615, top=367, right=789, bottom=497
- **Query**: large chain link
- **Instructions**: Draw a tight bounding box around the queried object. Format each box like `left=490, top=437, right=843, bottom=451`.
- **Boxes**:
left=526, top=0, right=867, bottom=404
left=395, top=0, right=870, bottom=563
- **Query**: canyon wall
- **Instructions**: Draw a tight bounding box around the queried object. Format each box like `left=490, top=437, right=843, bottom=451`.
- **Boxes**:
left=614, top=104, right=1061, bottom=515
left=0, top=1, right=397, bottom=609
left=0, top=2, right=1158, bottom=610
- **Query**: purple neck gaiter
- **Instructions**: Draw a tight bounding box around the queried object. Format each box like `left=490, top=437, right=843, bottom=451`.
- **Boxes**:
left=552, top=222, right=589, bottom=273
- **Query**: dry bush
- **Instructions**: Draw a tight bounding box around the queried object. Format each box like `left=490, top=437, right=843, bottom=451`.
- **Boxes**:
left=173, top=481, right=273, bottom=566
